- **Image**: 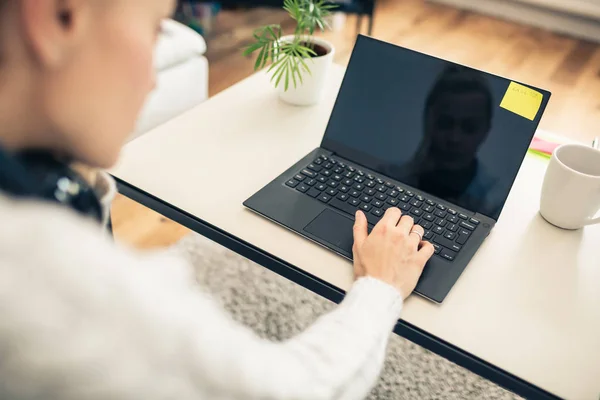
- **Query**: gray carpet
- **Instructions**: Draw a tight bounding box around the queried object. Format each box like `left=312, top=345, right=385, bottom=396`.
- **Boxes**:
left=171, top=233, right=521, bottom=400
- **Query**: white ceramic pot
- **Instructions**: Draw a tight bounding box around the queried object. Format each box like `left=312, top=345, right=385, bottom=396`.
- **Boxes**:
left=276, top=35, right=335, bottom=106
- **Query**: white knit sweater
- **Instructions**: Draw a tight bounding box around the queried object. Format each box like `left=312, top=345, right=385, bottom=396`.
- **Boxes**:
left=0, top=180, right=403, bottom=400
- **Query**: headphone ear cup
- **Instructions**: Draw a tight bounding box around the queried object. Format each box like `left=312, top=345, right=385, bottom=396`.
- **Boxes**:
left=0, top=148, right=104, bottom=224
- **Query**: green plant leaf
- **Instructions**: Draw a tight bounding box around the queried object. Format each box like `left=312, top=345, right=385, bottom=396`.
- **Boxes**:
left=254, top=46, right=266, bottom=71
left=242, top=42, right=263, bottom=57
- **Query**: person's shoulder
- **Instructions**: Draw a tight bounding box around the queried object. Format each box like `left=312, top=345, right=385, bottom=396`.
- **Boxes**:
left=0, top=192, right=195, bottom=297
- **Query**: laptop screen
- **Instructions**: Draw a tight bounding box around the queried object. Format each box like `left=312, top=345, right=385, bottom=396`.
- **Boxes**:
left=321, top=35, right=550, bottom=220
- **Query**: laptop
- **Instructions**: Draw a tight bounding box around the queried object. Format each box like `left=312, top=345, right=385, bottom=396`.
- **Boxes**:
left=244, top=35, right=551, bottom=303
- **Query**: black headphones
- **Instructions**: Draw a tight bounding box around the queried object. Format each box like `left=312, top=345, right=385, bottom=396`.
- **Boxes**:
left=0, top=145, right=103, bottom=224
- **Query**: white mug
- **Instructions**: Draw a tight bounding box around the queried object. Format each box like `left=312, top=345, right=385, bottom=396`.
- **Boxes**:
left=540, top=143, right=600, bottom=229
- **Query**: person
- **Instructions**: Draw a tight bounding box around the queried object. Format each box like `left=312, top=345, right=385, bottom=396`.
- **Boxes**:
left=0, top=1, right=434, bottom=399
left=390, top=66, right=503, bottom=217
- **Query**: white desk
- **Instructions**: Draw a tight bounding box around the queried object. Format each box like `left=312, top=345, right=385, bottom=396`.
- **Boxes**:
left=112, top=65, right=600, bottom=400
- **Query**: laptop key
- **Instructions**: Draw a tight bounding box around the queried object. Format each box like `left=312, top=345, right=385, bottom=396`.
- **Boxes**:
left=354, top=176, right=365, bottom=183
left=349, top=190, right=361, bottom=198
left=344, top=171, right=354, bottom=178
left=308, top=163, right=322, bottom=172
left=316, top=183, right=327, bottom=191
left=327, top=180, right=339, bottom=188
left=434, top=236, right=462, bottom=252
left=421, top=221, right=433, bottom=229
left=469, top=218, right=480, bottom=225
left=399, top=195, right=410, bottom=203
left=435, top=218, right=447, bottom=227
left=385, top=181, right=394, bottom=188
left=434, top=209, right=446, bottom=218
left=447, top=223, right=458, bottom=232
left=366, top=188, right=377, bottom=196
left=323, top=170, right=332, bottom=177
left=436, top=204, right=447, bottom=211
left=426, top=199, right=436, bottom=206
left=456, top=230, right=471, bottom=245
left=337, top=193, right=349, bottom=201
left=458, top=213, right=468, bottom=220
left=317, top=176, right=327, bottom=183
left=361, top=195, right=372, bottom=203
left=360, top=203, right=372, bottom=212
left=371, top=208, right=384, bottom=218
left=330, top=198, right=357, bottom=216
left=294, top=174, right=305, bottom=181
left=410, top=199, right=423, bottom=207
left=387, top=198, right=399, bottom=206
left=326, top=188, right=338, bottom=196
left=324, top=163, right=334, bottom=169
left=411, top=208, right=422, bottom=216
left=333, top=174, right=343, bottom=181
left=448, top=215, right=458, bottom=224
left=460, top=221, right=476, bottom=231
left=353, top=183, right=364, bottom=191
left=305, top=178, right=316, bottom=186
left=423, top=213, right=435, bottom=222
left=301, top=169, right=316, bottom=178
left=424, top=230, right=433, bottom=240
left=350, top=198, right=361, bottom=206
left=307, top=188, right=321, bottom=198
left=373, top=200, right=384, bottom=208
left=376, top=193, right=387, bottom=201
left=296, top=184, right=309, bottom=193
left=366, top=180, right=376, bottom=188
left=333, top=167, right=344, bottom=174
left=423, top=204, right=434, bottom=213
left=376, top=185, right=387, bottom=192
left=433, top=226, right=444, bottom=235
left=416, top=195, right=425, bottom=201
left=440, top=248, right=456, bottom=261
left=447, top=208, right=457, bottom=215
left=313, top=158, right=323, bottom=165
left=343, top=179, right=353, bottom=186
left=405, top=191, right=414, bottom=197
left=286, top=179, right=299, bottom=188
left=400, top=202, right=411, bottom=211
left=339, top=185, right=350, bottom=193
left=388, top=190, right=399, bottom=198
left=432, top=243, right=441, bottom=254
left=444, top=232, right=456, bottom=240
left=396, top=186, right=405, bottom=193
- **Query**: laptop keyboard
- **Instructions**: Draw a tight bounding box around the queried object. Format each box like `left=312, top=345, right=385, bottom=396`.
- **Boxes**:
left=285, top=155, right=480, bottom=262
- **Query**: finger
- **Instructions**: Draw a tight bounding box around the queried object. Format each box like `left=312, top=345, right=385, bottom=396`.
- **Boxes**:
left=408, top=224, right=424, bottom=248
left=353, top=210, right=368, bottom=248
left=396, top=214, right=415, bottom=235
left=415, top=241, right=435, bottom=267
left=375, top=207, right=402, bottom=232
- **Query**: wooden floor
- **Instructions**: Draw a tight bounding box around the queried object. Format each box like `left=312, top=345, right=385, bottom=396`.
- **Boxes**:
left=112, top=0, right=600, bottom=249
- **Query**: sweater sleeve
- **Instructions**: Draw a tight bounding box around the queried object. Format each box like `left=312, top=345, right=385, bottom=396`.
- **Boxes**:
left=0, top=206, right=403, bottom=400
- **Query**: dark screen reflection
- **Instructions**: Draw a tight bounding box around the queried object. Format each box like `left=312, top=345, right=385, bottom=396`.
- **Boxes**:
left=322, top=36, right=547, bottom=220
left=392, top=66, right=499, bottom=215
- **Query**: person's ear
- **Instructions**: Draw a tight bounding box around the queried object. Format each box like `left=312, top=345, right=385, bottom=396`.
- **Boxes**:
left=20, top=0, right=90, bottom=67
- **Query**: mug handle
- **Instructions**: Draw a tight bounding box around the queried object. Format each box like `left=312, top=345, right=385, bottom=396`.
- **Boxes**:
left=585, top=216, right=600, bottom=226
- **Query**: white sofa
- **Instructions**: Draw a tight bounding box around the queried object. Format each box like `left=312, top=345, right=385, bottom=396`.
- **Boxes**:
left=132, top=19, right=209, bottom=138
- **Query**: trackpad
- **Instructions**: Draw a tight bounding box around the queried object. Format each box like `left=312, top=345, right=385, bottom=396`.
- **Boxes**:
left=304, top=209, right=354, bottom=253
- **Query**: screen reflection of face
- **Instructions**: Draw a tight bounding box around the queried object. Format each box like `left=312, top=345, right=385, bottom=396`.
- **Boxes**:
left=426, top=91, right=491, bottom=170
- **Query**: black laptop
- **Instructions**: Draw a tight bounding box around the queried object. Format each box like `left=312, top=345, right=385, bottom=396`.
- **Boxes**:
left=244, top=35, right=550, bottom=303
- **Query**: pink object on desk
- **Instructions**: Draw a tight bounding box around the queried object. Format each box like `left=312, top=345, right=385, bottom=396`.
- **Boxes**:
left=530, top=136, right=560, bottom=156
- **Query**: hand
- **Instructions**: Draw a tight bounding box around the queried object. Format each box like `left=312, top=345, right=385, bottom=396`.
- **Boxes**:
left=352, top=208, right=435, bottom=299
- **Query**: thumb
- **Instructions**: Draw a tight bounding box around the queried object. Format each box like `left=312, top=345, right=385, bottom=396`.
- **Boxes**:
left=353, top=210, right=368, bottom=248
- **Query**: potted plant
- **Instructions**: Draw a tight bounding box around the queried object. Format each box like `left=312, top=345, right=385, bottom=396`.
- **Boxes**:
left=243, top=0, right=337, bottom=106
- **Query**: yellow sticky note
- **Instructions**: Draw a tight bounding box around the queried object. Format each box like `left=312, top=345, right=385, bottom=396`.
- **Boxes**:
left=500, top=81, right=543, bottom=121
